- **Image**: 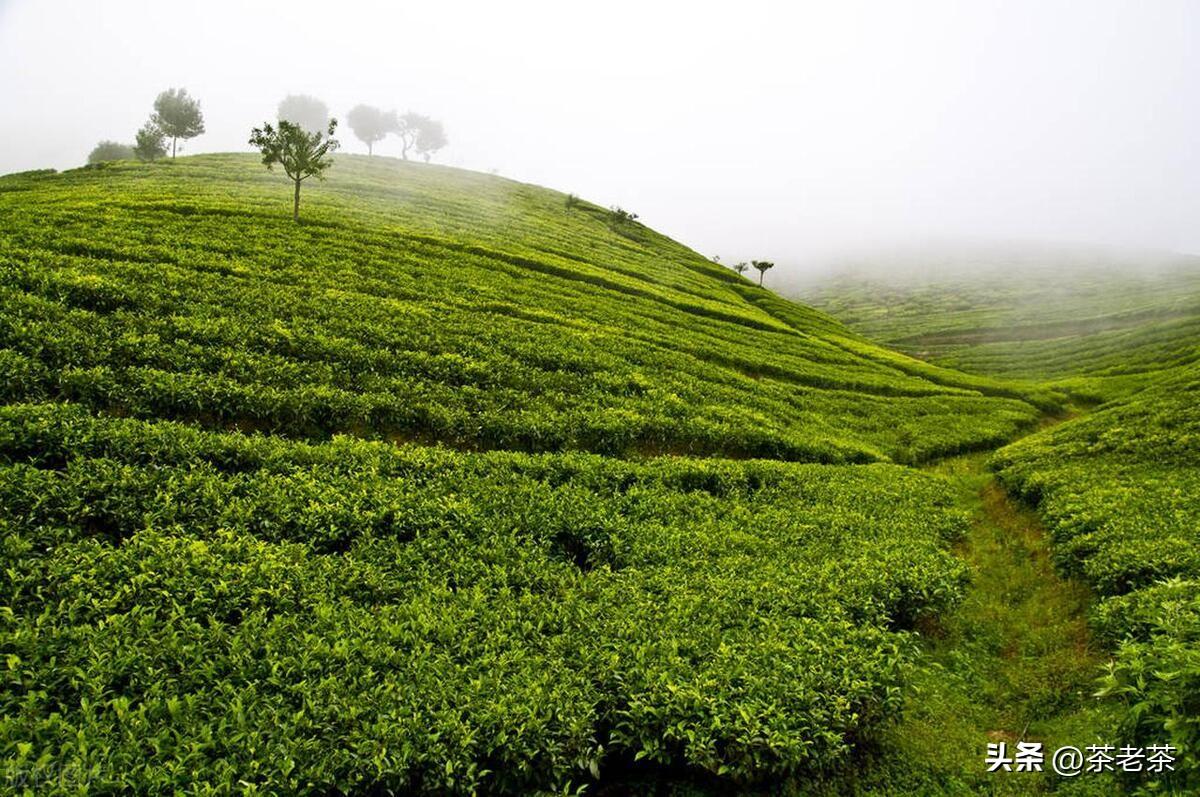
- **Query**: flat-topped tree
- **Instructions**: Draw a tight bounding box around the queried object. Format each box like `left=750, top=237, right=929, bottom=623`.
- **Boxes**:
left=752, top=260, right=775, bottom=286
left=151, top=88, right=205, bottom=159
left=249, top=119, right=339, bottom=222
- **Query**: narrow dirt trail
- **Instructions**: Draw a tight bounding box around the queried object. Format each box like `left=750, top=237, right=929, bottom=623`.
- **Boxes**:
left=821, top=405, right=1122, bottom=795
left=852, top=444, right=1118, bottom=794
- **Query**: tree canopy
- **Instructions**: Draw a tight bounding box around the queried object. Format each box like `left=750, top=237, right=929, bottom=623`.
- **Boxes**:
left=751, top=260, right=775, bottom=286
left=87, top=141, right=135, bottom=164
left=345, top=104, right=397, bottom=156
left=278, top=94, right=331, bottom=134
left=151, top=88, right=205, bottom=158
left=396, top=112, right=435, bottom=160
left=415, top=117, right=448, bottom=162
left=133, top=123, right=166, bottom=162
left=249, top=119, right=340, bottom=221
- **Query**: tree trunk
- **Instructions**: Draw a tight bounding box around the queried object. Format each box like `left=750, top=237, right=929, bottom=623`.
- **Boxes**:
left=758, top=270, right=764, bottom=286
left=293, top=178, right=301, bottom=222
left=171, top=137, right=177, bottom=159
left=368, top=141, right=373, bottom=157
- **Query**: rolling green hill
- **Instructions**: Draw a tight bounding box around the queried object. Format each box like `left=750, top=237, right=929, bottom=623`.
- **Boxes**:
left=0, top=157, right=1059, bottom=464
left=799, top=248, right=1200, bottom=402
left=2, top=156, right=1194, bottom=794
left=805, top=250, right=1200, bottom=793
left=0, top=155, right=1068, bottom=794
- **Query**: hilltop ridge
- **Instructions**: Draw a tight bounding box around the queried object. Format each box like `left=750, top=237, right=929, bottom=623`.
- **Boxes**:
left=0, top=154, right=1057, bottom=465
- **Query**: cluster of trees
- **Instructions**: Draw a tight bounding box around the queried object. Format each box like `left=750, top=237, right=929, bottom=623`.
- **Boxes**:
left=88, top=88, right=205, bottom=165
left=344, top=103, right=447, bottom=161
left=86, top=91, right=447, bottom=168
left=252, top=95, right=450, bottom=222
left=276, top=96, right=447, bottom=161
left=715, top=257, right=776, bottom=287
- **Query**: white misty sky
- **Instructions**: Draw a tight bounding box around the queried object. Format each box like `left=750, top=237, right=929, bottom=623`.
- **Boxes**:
left=1, top=0, right=1198, bottom=267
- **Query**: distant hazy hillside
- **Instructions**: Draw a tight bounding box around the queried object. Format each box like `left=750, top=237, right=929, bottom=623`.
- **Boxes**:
left=796, top=243, right=1200, bottom=400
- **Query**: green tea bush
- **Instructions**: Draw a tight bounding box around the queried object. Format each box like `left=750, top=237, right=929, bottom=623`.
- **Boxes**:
left=0, top=403, right=970, bottom=792
left=992, top=363, right=1200, bottom=791
left=0, top=155, right=1049, bottom=466
left=0, top=154, right=1050, bottom=792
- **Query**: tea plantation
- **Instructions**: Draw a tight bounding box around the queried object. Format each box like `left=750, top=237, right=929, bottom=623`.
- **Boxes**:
left=992, top=362, right=1200, bottom=790
left=806, top=253, right=1200, bottom=792
left=801, top=250, right=1200, bottom=403
left=0, top=155, right=1059, bottom=794
left=0, top=156, right=1194, bottom=793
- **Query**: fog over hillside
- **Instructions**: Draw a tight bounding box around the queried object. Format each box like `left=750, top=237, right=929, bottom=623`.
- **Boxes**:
left=785, top=240, right=1200, bottom=290
left=2, top=0, right=1199, bottom=267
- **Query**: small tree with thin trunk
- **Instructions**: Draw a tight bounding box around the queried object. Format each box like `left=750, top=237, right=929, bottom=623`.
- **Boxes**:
left=249, top=119, right=339, bottom=222
left=733, top=262, right=749, bottom=276
left=751, top=260, right=774, bottom=286
left=134, top=123, right=166, bottom=162
left=396, top=111, right=446, bottom=161
left=346, top=104, right=397, bottom=156
left=151, top=88, right=205, bottom=159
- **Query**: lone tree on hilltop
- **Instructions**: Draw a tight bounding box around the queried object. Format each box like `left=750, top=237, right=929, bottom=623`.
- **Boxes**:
left=415, top=117, right=448, bottom=162
left=87, top=141, right=135, bottom=164
left=151, top=88, right=205, bottom=159
left=249, top=118, right=339, bottom=222
left=134, top=123, right=166, bottom=162
left=346, top=104, right=397, bottom=156
left=278, top=94, right=330, bottom=134
left=751, top=260, right=775, bottom=286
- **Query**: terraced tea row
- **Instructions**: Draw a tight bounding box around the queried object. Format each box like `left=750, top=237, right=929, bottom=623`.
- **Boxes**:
left=1, top=403, right=969, bottom=793
left=0, top=158, right=1054, bottom=464
left=801, top=252, right=1200, bottom=402
left=991, top=362, right=1200, bottom=790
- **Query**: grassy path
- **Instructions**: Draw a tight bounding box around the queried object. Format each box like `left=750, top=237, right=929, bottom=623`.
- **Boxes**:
left=837, top=447, right=1118, bottom=795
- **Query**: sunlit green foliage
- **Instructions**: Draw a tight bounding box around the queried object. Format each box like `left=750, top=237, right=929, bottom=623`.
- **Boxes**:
left=0, top=403, right=971, bottom=792
left=992, top=363, right=1200, bottom=791
left=0, top=155, right=1051, bottom=464
left=0, top=155, right=1060, bottom=792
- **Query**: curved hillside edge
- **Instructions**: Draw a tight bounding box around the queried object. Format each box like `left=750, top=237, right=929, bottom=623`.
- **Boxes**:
left=800, top=257, right=1200, bottom=403
left=0, top=154, right=1053, bottom=793
left=0, top=155, right=1048, bottom=463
